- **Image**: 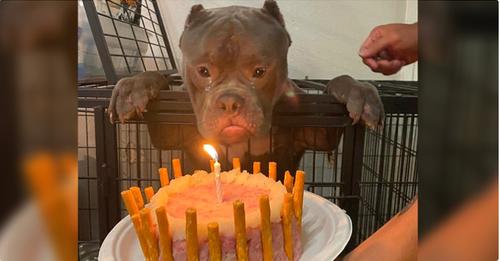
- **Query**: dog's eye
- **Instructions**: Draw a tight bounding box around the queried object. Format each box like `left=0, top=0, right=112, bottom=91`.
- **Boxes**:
left=253, top=67, right=266, bottom=78
left=197, top=66, right=211, bottom=78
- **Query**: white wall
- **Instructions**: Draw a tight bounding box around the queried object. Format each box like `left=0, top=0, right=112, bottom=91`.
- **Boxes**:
left=157, top=0, right=418, bottom=81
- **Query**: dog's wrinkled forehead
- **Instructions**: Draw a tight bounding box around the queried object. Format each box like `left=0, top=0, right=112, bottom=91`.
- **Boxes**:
left=179, top=1, right=291, bottom=66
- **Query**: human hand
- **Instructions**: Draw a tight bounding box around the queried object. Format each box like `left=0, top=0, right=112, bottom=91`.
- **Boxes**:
left=359, top=23, right=418, bottom=75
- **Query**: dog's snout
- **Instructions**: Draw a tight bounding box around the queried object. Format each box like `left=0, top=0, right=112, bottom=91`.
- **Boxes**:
left=216, top=94, right=245, bottom=114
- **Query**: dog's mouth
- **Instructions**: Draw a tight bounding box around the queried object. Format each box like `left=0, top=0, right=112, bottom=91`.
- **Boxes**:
left=220, top=124, right=248, bottom=136
left=218, top=123, right=251, bottom=144
left=218, top=118, right=254, bottom=144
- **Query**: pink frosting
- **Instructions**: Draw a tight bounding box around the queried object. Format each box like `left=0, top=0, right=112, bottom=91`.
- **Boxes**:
left=168, top=220, right=302, bottom=261
left=166, top=183, right=269, bottom=219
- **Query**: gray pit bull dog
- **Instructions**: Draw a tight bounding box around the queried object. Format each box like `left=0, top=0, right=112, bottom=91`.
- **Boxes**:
left=108, top=0, right=384, bottom=179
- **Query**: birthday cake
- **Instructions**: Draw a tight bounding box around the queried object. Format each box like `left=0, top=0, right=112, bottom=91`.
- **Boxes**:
left=121, top=163, right=304, bottom=261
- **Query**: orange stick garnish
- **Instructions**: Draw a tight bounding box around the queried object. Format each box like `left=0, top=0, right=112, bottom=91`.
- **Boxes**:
left=253, top=161, right=261, bottom=174
left=284, top=171, right=294, bottom=193
left=159, top=167, right=169, bottom=187
left=156, top=206, right=173, bottom=261
left=131, top=214, right=150, bottom=259
left=130, top=186, right=145, bottom=209
left=232, top=158, right=241, bottom=170
left=121, top=190, right=139, bottom=216
left=233, top=200, right=249, bottom=260
left=209, top=159, right=215, bottom=172
left=144, top=186, right=155, bottom=203
left=282, top=193, right=294, bottom=261
left=293, top=170, right=305, bottom=229
left=186, top=208, right=199, bottom=261
left=173, top=159, right=182, bottom=178
left=207, top=222, right=222, bottom=261
left=140, top=208, right=159, bottom=260
left=268, top=162, right=277, bottom=181
left=260, top=195, right=273, bottom=261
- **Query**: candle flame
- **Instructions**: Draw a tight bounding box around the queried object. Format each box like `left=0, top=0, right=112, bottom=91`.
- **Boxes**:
left=203, top=144, right=218, bottom=161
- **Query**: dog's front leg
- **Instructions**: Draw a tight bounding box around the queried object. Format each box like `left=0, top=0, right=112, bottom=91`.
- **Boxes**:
left=108, top=71, right=203, bottom=152
left=326, top=75, right=384, bottom=129
left=288, top=75, right=384, bottom=173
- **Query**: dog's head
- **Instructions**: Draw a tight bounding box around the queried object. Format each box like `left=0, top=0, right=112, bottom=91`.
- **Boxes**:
left=179, top=0, right=291, bottom=145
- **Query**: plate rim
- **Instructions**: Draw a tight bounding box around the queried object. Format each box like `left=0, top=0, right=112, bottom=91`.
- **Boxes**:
left=99, top=191, right=352, bottom=261
left=302, top=191, right=352, bottom=260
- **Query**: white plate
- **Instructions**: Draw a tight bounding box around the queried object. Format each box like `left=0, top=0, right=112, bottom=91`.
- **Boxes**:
left=99, top=191, right=352, bottom=261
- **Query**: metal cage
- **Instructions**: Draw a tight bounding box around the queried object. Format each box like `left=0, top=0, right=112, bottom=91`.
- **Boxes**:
left=80, top=0, right=177, bottom=84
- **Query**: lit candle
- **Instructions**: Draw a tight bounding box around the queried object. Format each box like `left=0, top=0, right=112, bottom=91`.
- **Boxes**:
left=203, top=144, right=223, bottom=203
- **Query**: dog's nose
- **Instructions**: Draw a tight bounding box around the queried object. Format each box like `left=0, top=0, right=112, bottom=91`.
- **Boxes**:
left=216, top=94, right=244, bottom=114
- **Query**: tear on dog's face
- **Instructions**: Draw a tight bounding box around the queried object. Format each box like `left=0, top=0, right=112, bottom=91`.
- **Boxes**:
left=179, top=1, right=291, bottom=145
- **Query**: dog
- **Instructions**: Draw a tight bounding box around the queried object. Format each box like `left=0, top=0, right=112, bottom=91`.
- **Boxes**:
left=108, top=0, right=384, bottom=179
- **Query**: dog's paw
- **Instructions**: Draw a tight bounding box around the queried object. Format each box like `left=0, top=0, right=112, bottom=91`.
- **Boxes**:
left=108, top=73, right=164, bottom=123
left=326, top=75, right=384, bottom=129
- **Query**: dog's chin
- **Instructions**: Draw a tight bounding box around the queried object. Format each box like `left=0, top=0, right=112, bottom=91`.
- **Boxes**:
left=218, top=125, right=251, bottom=145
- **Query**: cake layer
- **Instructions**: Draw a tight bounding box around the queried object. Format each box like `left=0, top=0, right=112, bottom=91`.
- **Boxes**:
left=148, top=169, right=287, bottom=241
left=168, top=220, right=302, bottom=261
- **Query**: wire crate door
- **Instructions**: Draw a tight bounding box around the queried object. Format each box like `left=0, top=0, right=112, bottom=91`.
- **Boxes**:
left=82, top=0, right=177, bottom=84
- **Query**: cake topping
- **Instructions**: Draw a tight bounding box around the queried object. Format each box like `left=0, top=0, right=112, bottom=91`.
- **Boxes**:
left=148, top=169, right=286, bottom=241
left=167, top=183, right=269, bottom=219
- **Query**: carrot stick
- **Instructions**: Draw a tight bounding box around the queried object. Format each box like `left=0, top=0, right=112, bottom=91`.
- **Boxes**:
left=121, top=190, right=139, bottom=216
left=131, top=214, right=150, bottom=259
left=253, top=161, right=261, bottom=174
left=130, top=186, right=145, bottom=209
left=155, top=206, right=173, bottom=261
left=159, top=167, right=169, bottom=187
left=173, top=159, right=182, bottom=178
left=232, top=158, right=241, bottom=170
left=281, top=193, right=294, bottom=261
left=284, top=171, right=294, bottom=193
left=186, top=208, right=199, bottom=261
left=207, top=222, right=222, bottom=261
left=144, top=186, right=155, bottom=203
left=233, top=200, right=249, bottom=260
left=268, top=162, right=277, bottom=181
left=293, top=170, right=305, bottom=229
left=140, top=208, right=159, bottom=260
left=259, top=195, right=273, bottom=261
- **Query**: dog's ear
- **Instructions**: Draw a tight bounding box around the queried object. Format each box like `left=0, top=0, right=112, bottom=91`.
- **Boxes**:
left=262, top=0, right=285, bottom=27
left=184, top=4, right=205, bottom=29
left=262, top=0, right=291, bottom=46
